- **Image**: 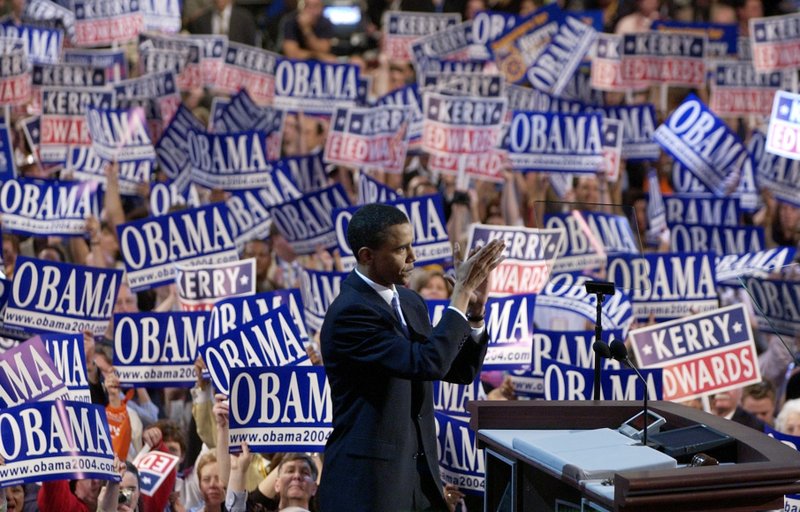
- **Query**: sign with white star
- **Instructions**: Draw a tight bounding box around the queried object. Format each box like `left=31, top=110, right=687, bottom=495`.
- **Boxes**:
left=133, top=450, right=180, bottom=497
left=766, top=90, right=800, bottom=161
left=175, top=258, right=257, bottom=312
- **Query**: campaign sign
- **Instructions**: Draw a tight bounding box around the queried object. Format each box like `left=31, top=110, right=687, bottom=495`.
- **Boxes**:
left=268, top=184, right=351, bottom=256
left=114, top=311, right=209, bottom=387
left=587, top=104, right=659, bottom=162
left=208, top=289, right=309, bottom=343
left=590, top=34, right=628, bottom=92
left=156, top=104, right=204, bottom=191
left=0, top=336, right=67, bottom=409
left=434, top=412, right=484, bottom=496
left=298, top=268, right=346, bottom=332
left=5, top=257, right=122, bottom=336
left=0, top=48, right=32, bottom=107
left=217, top=42, right=280, bottom=106
left=710, top=61, right=784, bottom=118
left=276, top=152, right=329, bottom=194
left=23, top=0, right=76, bottom=44
left=228, top=366, right=330, bottom=453
left=651, top=20, right=737, bottom=57
left=139, top=32, right=203, bottom=92
left=536, top=273, right=634, bottom=335
left=191, top=34, right=226, bottom=88
left=325, top=105, right=410, bottom=174
left=0, top=119, right=16, bottom=183
left=117, top=203, right=239, bottom=291
left=421, top=73, right=505, bottom=97
left=0, top=400, right=118, bottom=487
left=63, top=47, right=127, bottom=82
left=607, top=252, right=718, bottom=321
left=600, top=118, right=623, bottom=182
left=505, top=83, right=583, bottom=114
left=411, top=20, right=474, bottom=68
left=201, top=305, right=309, bottom=395
left=489, top=4, right=562, bottom=85
left=40, top=333, right=91, bottom=403
left=375, top=84, right=424, bottom=150
left=654, top=94, right=747, bottom=195
left=0, top=178, right=102, bottom=237
left=766, top=90, right=800, bottom=161
left=187, top=128, right=274, bottom=191
left=140, top=0, right=181, bottom=33
left=467, top=224, right=563, bottom=296
left=357, top=173, right=399, bottom=205
left=213, top=90, right=284, bottom=159
left=630, top=304, right=761, bottom=401
left=482, top=294, right=536, bottom=371
left=86, top=106, right=155, bottom=162
left=739, top=276, right=800, bottom=336
left=620, top=32, right=706, bottom=87
left=749, top=12, right=800, bottom=72
left=226, top=177, right=302, bottom=246
left=472, top=10, right=520, bottom=48
left=382, top=11, right=461, bottom=62
left=422, top=92, right=507, bottom=158
left=333, top=194, right=451, bottom=270
left=756, top=146, right=800, bottom=208
left=541, top=358, right=662, bottom=401
left=133, top=450, right=180, bottom=497
left=663, top=195, right=739, bottom=227
left=73, top=0, right=144, bottom=47
left=506, top=110, right=603, bottom=173
left=528, top=15, right=596, bottom=97
left=175, top=258, right=256, bottom=312
left=543, top=211, right=640, bottom=272
left=40, top=86, right=115, bottom=164
left=67, top=146, right=153, bottom=197
left=0, top=22, right=63, bottom=66
left=432, top=376, right=486, bottom=416
left=32, top=63, right=106, bottom=88
left=716, top=247, right=796, bottom=284
left=273, top=60, right=364, bottom=115
left=428, top=149, right=506, bottom=184
left=669, top=223, right=765, bottom=255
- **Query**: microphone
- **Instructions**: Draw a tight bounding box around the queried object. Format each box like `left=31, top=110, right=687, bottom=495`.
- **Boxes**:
left=610, top=339, right=651, bottom=447
left=593, top=340, right=611, bottom=359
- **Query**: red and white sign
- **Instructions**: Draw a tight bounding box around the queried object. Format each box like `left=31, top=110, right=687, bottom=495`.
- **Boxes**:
left=133, top=449, right=180, bottom=497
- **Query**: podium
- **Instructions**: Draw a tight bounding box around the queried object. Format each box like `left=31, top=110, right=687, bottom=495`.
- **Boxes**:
left=468, top=400, right=800, bottom=512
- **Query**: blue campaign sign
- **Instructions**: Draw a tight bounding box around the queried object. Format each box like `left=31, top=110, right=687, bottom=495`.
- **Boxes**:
left=217, top=43, right=279, bottom=106
left=63, top=47, right=128, bottom=81
left=755, top=137, right=800, bottom=207
left=483, top=294, right=536, bottom=371
left=716, top=247, right=796, bottom=284
left=426, top=299, right=449, bottom=327
left=226, top=175, right=303, bottom=246
left=117, top=203, right=239, bottom=291
left=40, top=333, right=91, bottom=403
left=652, top=20, right=737, bottom=57
left=375, top=84, right=424, bottom=149
left=471, top=10, right=520, bottom=47
left=607, top=252, right=719, bottom=321
left=654, top=93, right=747, bottom=195
left=506, top=110, right=603, bottom=173
left=357, top=173, right=399, bottom=205
left=0, top=118, right=15, bottom=183
left=276, top=152, right=329, bottom=194
left=156, top=104, right=203, bottom=188
left=5, top=257, right=122, bottom=337
left=208, top=289, right=309, bottom=344
left=201, top=305, right=309, bottom=395
left=187, top=128, right=274, bottom=190
left=273, top=59, right=363, bottom=114
left=114, top=311, right=209, bottom=387
left=542, top=358, right=663, bottom=401
left=113, top=71, right=180, bottom=122
left=527, top=15, right=596, bottom=97
left=298, top=268, right=346, bottom=332
left=586, top=104, right=659, bottom=161
left=32, top=63, right=106, bottom=87
left=663, top=195, right=740, bottom=227
left=68, top=146, right=153, bottom=197
left=73, top=0, right=144, bottom=47
left=176, top=259, right=256, bottom=311
left=629, top=303, right=759, bottom=401
left=148, top=180, right=200, bottom=217
left=24, top=0, right=76, bottom=43
left=0, top=335, right=68, bottom=409
left=193, top=34, right=226, bottom=87
left=0, top=22, right=63, bottom=65
left=421, top=92, right=507, bottom=157
left=669, top=223, right=765, bottom=254
left=432, top=376, right=486, bottom=416
left=766, top=90, right=800, bottom=161
left=0, top=401, right=119, bottom=487
left=213, top=89, right=284, bottom=135
left=0, top=278, right=27, bottom=342
left=543, top=211, right=639, bottom=272
left=411, top=19, right=475, bottom=68
left=434, top=412, right=485, bottom=496
left=228, top=366, right=331, bottom=453
left=86, top=106, right=155, bottom=162
left=0, top=179, right=102, bottom=237
left=505, top=83, right=583, bottom=114
left=739, top=276, right=800, bottom=336
left=268, top=184, right=351, bottom=255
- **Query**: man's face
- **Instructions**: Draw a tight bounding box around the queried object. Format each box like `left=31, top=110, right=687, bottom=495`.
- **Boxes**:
left=114, top=284, right=139, bottom=314
left=742, top=396, right=775, bottom=425
left=275, top=459, right=317, bottom=503
left=303, top=0, right=324, bottom=20
left=243, top=241, right=271, bottom=278
left=360, top=223, right=416, bottom=288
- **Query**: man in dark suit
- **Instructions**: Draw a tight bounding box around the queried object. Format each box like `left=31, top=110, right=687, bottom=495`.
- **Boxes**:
left=187, top=0, right=259, bottom=47
left=319, top=204, right=505, bottom=511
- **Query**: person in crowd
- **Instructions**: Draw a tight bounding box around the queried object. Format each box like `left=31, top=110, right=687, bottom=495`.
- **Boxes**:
left=711, top=387, right=765, bottom=431
left=190, top=453, right=226, bottom=512
left=187, top=0, right=259, bottom=46
left=410, top=267, right=451, bottom=300
left=741, top=381, right=777, bottom=427
left=615, top=0, right=661, bottom=34
left=280, top=0, right=336, bottom=61
left=4, top=485, right=23, bottom=512
left=319, top=203, right=504, bottom=510
left=776, top=399, right=800, bottom=436
left=243, top=239, right=280, bottom=292
left=38, top=476, right=102, bottom=512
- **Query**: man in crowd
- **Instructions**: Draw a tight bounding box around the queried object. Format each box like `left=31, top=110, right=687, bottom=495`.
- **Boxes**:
left=280, top=0, right=336, bottom=60
left=187, top=0, right=258, bottom=46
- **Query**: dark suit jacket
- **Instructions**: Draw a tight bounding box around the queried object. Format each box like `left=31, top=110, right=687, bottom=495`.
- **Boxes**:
left=319, top=271, right=488, bottom=511
left=187, top=6, right=258, bottom=47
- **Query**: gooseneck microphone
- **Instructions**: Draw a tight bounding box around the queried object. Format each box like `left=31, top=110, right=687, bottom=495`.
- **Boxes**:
left=610, top=339, right=651, bottom=447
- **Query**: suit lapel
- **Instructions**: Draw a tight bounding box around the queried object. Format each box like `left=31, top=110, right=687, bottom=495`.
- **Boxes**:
left=344, top=272, right=406, bottom=332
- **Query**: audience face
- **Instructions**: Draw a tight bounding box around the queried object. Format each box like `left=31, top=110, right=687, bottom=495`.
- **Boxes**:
left=5, top=485, right=23, bottom=512
left=243, top=240, right=272, bottom=280
left=419, top=274, right=449, bottom=300
left=199, top=461, right=224, bottom=507
left=74, top=479, right=102, bottom=510
left=574, top=177, right=600, bottom=205
left=781, top=411, right=800, bottom=436
left=302, top=0, right=324, bottom=22
left=711, top=388, right=742, bottom=417
left=114, top=284, right=139, bottom=314
left=742, top=395, right=775, bottom=426
left=275, top=458, right=318, bottom=508
left=118, top=470, right=140, bottom=512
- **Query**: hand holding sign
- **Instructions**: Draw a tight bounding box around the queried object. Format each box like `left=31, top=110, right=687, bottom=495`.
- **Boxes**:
left=450, top=239, right=505, bottom=318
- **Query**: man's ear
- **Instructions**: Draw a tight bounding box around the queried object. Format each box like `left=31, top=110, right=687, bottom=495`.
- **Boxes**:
left=356, top=246, right=372, bottom=265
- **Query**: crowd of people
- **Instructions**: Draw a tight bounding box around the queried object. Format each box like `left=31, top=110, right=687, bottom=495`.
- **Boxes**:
left=0, top=0, right=799, bottom=510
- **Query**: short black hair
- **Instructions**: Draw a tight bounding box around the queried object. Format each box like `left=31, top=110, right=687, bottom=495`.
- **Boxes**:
left=347, top=204, right=409, bottom=262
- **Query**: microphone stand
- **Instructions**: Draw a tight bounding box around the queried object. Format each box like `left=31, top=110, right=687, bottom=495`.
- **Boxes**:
left=586, top=280, right=616, bottom=400
left=611, top=339, right=650, bottom=447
